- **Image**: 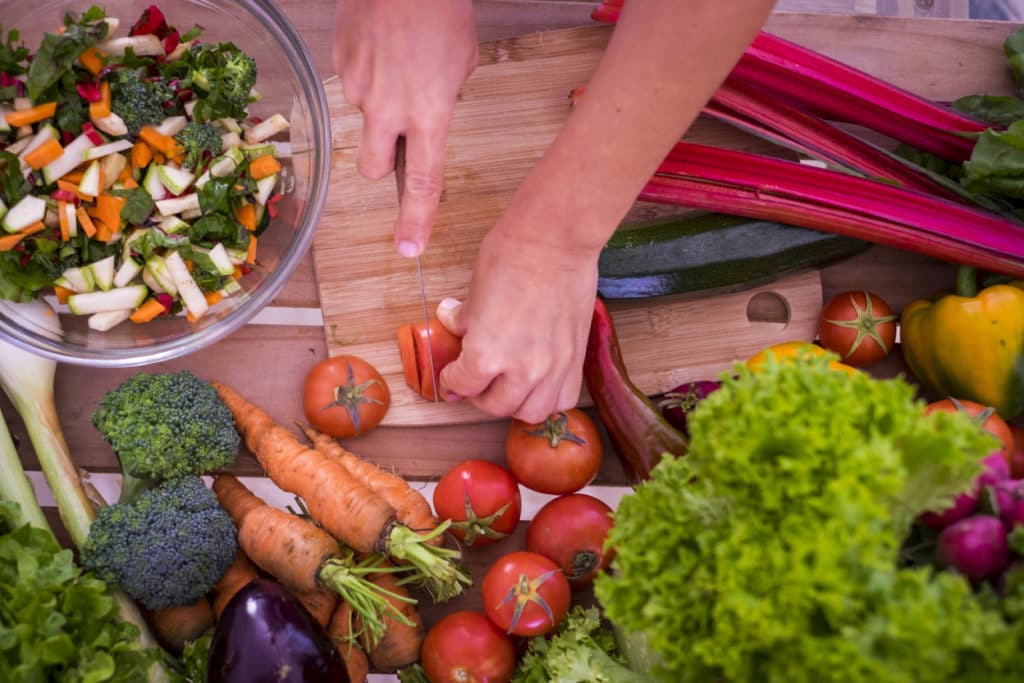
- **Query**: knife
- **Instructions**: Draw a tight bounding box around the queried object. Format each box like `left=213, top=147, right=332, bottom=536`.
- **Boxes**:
left=394, top=136, right=440, bottom=402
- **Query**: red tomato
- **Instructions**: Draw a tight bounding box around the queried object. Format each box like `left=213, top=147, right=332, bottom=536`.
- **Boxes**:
left=925, top=398, right=1015, bottom=456
left=526, top=493, right=615, bottom=587
left=1008, top=423, right=1024, bottom=479
left=396, top=319, right=462, bottom=401
left=302, top=355, right=390, bottom=438
left=482, top=551, right=571, bottom=637
left=433, top=460, right=522, bottom=547
left=421, top=610, right=516, bottom=683
left=817, top=290, right=898, bottom=367
left=505, top=410, right=603, bottom=494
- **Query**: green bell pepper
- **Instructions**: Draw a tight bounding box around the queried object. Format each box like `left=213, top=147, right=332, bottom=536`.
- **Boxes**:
left=901, top=265, right=1024, bottom=419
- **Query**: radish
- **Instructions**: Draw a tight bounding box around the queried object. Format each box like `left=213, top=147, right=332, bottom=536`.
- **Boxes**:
left=658, top=380, right=720, bottom=435
left=920, top=452, right=1010, bottom=529
left=937, top=515, right=1010, bottom=582
left=989, top=479, right=1024, bottom=531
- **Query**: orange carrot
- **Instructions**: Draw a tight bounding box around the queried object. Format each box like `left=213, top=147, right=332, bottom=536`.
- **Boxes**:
left=75, top=206, right=97, bottom=238
left=235, top=203, right=257, bottom=232
left=57, top=179, right=91, bottom=202
left=248, top=154, right=281, bottom=180
left=57, top=200, right=70, bottom=241
left=212, top=383, right=469, bottom=602
left=88, top=81, right=111, bottom=120
left=6, top=102, right=57, bottom=127
left=211, top=548, right=260, bottom=620
left=130, top=298, right=167, bottom=324
left=211, top=474, right=419, bottom=645
left=53, top=285, right=73, bottom=305
left=139, top=126, right=182, bottom=157
left=93, top=193, right=125, bottom=233
left=131, top=141, right=152, bottom=170
left=328, top=601, right=370, bottom=683
left=78, top=47, right=104, bottom=75
left=147, top=597, right=214, bottom=653
left=23, top=138, right=63, bottom=170
left=245, top=234, right=257, bottom=264
left=299, top=423, right=440, bottom=544
left=361, top=570, right=423, bottom=672
left=0, top=233, right=25, bottom=251
left=296, top=588, right=339, bottom=629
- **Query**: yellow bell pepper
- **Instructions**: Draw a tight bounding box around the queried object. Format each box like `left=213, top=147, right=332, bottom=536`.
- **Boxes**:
left=901, top=266, right=1024, bottom=420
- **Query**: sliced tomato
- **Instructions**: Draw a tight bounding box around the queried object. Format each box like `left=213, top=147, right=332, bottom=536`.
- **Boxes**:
left=396, top=319, right=462, bottom=401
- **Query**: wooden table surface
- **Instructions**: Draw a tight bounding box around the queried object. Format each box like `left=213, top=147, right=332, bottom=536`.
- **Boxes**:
left=4, top=1, right=1018, bottom=678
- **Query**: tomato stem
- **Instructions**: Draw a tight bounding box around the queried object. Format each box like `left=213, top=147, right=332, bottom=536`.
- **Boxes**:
left=523, top=412, right=587, bottom=448
left=822, top=291, right=898, bottom=357
left=449, top=493, right=512, bottom=544
left=499, top=569, right=559, bottom=634
left=321, top=357, right=385, bottom=435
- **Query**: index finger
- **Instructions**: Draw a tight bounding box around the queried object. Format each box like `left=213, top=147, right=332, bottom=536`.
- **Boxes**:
left=394, top=126, right=448, bottom=258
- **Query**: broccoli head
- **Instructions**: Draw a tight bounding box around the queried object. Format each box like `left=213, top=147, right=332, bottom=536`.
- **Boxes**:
left=91, top=370, right=239, bottom=502
left=174, top=121, right=222, bottom=171
left=109, top=68, right=175, bottom=136
left=186, top=42, right=257, bottom=121
left=81, top=476, right=238, bottom=611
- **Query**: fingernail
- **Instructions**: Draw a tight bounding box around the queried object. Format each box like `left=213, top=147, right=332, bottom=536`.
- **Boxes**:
left=397, top=240, right=421, bottom=258
left=438, top=297, right=460, bottom=312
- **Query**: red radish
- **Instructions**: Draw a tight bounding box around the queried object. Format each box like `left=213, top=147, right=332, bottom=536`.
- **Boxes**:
left=937, top=515, right=1010, bottom=582
left=921, top=452, right=1010, bottom=529
left=990, top=479, right=1024, bottom=531
left=658, top=380, right=720, bottom=435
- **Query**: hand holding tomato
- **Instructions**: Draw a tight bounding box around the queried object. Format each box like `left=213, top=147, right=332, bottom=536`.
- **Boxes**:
left=505, top=409, right=603, bottom=494
left=433, top=460, right=522, bottom=547
left=818, top=290, right=897, bottom=367
left=302, top=355, right=390, bottom=437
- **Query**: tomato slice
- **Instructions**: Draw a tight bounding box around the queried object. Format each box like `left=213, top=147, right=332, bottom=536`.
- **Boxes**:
left=396, top=319, right=463, bottom=400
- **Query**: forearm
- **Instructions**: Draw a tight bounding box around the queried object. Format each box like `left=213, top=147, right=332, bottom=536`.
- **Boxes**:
left=500, top=0, right=777, bottom=251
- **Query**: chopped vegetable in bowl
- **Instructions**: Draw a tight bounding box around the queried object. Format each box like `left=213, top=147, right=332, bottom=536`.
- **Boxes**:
left=0, top=4, right=291, bottom=332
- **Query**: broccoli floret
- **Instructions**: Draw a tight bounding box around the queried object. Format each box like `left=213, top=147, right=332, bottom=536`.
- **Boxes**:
left=91, top=370, right=239, bottom=503
left=186, top=42, right=257, bottom=121
left=81, top=476, right=238, bottom=611
left=109, top=68, right=175, bottom=136
left=174, top=121, right=222, bottom=171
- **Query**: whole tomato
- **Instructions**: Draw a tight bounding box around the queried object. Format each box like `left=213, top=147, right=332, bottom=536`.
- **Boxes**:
left=482, top=551, right=571, bottom=637
left=302, top=355, right=390, bottom=437
left=817, top=291, right=898, bottom=367
left=526, top=494, right=615, bottom=587
left=421, top=610, right=516, bottom=683
left=433, top=460, right=522, bottom=547
left=505, top=410, right=603, bottom=494
left=925, top=397, right=1015, bottom=455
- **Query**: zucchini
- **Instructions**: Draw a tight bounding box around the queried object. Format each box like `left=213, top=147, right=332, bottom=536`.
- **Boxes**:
left=597, top=212, right=869, bottom=299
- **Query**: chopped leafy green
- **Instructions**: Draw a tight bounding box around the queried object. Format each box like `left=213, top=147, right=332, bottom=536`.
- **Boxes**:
left=953, top=94, right=1024, bottom=128
left=177, top=42, right=257, bottom=121
left=26, top=7, right=108, bottom=101
left=595, top=355, right=1023, bottom=682
left=0, top=26, right=28, bottom=78
left=0, top=151, right=30, bottom=206
left=112, top=187, right=156, bottom=226
left=0, top=251, right=52, bottom=302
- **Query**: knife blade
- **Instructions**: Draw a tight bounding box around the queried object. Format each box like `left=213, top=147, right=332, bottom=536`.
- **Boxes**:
left=394, top=136, right=440, bottom=402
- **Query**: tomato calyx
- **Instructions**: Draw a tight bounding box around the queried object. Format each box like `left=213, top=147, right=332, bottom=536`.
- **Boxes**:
left=450, top=492, right=513, bottom=545
left=568, top=549, right=602, bottom=581
left=948, top=396, right=998, bottom=427
left=320, top=357, right=386, bottom=435
left=523, top=412, right=587, bottom=448
left=823, top=291, right=898, bottom=358
left=498, top=569, right=560, bottom=634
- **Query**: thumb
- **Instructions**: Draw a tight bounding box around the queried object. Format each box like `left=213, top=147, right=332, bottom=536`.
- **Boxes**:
left=436, top=297, right=467, bottom=337
left=439, top=350, right=494, bottom=402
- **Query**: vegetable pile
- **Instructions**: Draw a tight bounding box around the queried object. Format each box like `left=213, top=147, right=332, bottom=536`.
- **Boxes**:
left=0, top=5, right=290, bottom=330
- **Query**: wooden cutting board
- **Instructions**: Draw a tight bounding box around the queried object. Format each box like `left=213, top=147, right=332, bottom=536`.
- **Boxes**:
left=311, top=16, right=1012, bottom=427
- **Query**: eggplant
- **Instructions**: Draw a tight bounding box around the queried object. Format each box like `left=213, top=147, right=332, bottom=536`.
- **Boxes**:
left=207, top=578, right=349, bottom=683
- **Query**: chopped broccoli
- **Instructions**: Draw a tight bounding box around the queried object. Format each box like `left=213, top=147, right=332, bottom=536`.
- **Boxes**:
left=91, top=370, right=239, bottom=503
left=109, top=68, right=175, bottom=136
left=186, top=42, right=257, bottom=121
left=81, top=476, right=238, bottom=611
left=174, top=121, right=222, bottom=170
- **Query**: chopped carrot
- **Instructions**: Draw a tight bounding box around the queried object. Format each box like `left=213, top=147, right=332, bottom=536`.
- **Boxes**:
left=93, top=194, right=125, bottom=233
left=235, top=203, right=257, bottom=232
left=204, top=290, right=223, bottom=306
left=78, top=47, right=104, bottom=76
left=152, top=151, right=166, bottom=165
left=17, top=222, right=46, bottom=237
left=57, top=180, right=91, bottom=202
left=130, top=298, right=167, bottom=324
left=23, top=138, right=64, bottom=170
left=53, top=286, right=73, bottom=304
left=6, top=102, right=57, bottom=128
left=232, top=266, right=243, bottom=280
left=58, top=200, right=70, bottom=241
left=186, top=310, right=198, bottom=324
left=185, top=259, right=194, bottom=273
left=120, top=174, right=139, bottom=189
left=88, top=81, right=111, bottom=120
left=62, top=169, right=85, bottom=185
left=248, top=155, right=281, bottom=180
left=93, top=219, right=114, bottom=243
left=245, top=235, right=257, bottom=264
left=75, top=206, right=97, bottom=238
left=131, top=141, right=152, bottom=170
left=139, top=126, right=182, bottom=157
left=0, top=233, right=25, bottom=251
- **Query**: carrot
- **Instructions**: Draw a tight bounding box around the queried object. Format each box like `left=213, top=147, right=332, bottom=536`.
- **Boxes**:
left=211, top=548, right=260, bottom=620
left=212, top=382, right=470, bottom=602
left=53, top=285, right=73, bottom=305
left=328, top=601, right=370, bottom=683
left=139, top=125, right=182, bottom=157
left=0, top=233, right=25, bottom=251
left=23, top=138, right=63, bottom=170
left=130, top=298, right=167, bottom=324
left=235, top=202, right=257, bottom=232
left=131, top=141, right=152, bottom=170
left=245, top=234, right=257, bottom=264
left=299, top=423, right=440, bottom=544
left=75, top=206, right=97, bottom=238
left=93, top=193, right=125, bottom=233
left=296, top=587, right=339, bottom=629
left=57, top=179, right=91, bottom=202
left=211, top=474, right=419, bottom=644
left=361, top=570, right=424, bottom=672
left=58, top=200, right=70, bottom=241
left=6, top=101, right=57, bottom=127
left=78, top=47, right=104, bottom=75
left=88, top=81, right=111, bottom=120
left=248, top=154, right=281, bottom=180
left=147, top=597, right=214, bottom=653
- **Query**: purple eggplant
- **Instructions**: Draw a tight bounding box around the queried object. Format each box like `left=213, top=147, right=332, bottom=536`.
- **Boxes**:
left=658, top=380, right=721, bottom=435
left=207, top=578, right=349, bottom=683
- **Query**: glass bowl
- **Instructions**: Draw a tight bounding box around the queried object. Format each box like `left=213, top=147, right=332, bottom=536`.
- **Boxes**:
left=0, top=0, right=331, bottom=366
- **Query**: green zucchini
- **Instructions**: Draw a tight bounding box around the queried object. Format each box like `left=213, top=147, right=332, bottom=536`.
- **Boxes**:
left=597, top=212, right=868, bottom=299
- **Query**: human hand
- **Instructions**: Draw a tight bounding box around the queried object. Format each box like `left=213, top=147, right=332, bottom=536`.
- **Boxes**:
left=333, top=0, right=479, bottom=257
left=436, top=228, right=601, bottom=423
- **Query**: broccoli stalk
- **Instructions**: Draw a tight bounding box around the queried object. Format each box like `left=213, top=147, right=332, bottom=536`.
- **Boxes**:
left=0, top=299, right=170, bottom=682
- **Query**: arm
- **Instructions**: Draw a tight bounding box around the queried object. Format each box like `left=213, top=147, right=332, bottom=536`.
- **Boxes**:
left=438, top=0, right=778, bottom=421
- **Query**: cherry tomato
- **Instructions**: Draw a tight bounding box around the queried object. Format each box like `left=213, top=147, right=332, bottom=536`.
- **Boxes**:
left=505, top=410, right=603, bottom=494
left=925, top=398, right=1015, bottom=456
left=745, top=341, right=857, bottom=375
left=421, top=610, right=516, bottom=683
left=396, top=319, right=462, bottom=401
left=818, top=291, right=898, bottom=367
left=482, top=551, right=571, bottom=637
left=526, top=493, right=615, bottom=587
left=302, top=355, right=390, bottom=438
left=433, top=460, right=522, bottom=547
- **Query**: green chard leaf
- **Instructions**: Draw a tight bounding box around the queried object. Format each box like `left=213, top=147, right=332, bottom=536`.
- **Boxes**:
left=27, top=9, right=108, bottom=102
left=111, top=187, right=156, bottom=226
